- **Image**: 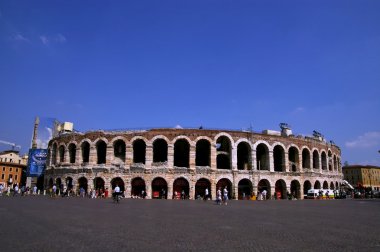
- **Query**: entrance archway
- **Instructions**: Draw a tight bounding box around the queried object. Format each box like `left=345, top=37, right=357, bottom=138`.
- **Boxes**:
left=290, top=180, right=301, bottom=199
left=258, top=179, right=271, bottom=199
left=151, top=177, right=168, bottom=199
left=48, top=178, right=53, bottom=189
left=323, top=181, right=328, bottom=189
left=173, top=178, right=189, bottom=199
left=94, top=177, right=105, bottom=191
left=78, top=177, right=88, bottom=193
left=314, top=180, right=321, bottom=189
left=330, top=182, right=335, bottom=190
left=65, top=177, right=73, bottom=190
left=111, top=177, right=125, bottom=192
left=131, top=177, right=146, bottom=198
left=303, top=180, right=312, bottom=197
left=216, top=178, right=232, bottom=199
left=275, top=179, right=287, bottom=199
left=238, top=179, right=252, bottom=200
left=195, top=178, right=211, bottom=200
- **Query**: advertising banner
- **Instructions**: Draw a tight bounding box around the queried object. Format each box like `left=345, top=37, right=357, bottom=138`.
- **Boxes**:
left=27, top=149, right=47, bottom=177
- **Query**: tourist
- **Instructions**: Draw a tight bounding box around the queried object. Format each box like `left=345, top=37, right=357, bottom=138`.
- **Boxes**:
left=13, top=184, right=19, bottom=197
left=262, top=189, right=267, bottom=200
left=0, top=184, right=3, bottom=196
left=33, top=185, right=37, bottom=195
left=80, top=187, right=85, bottom=198
left=52, top=184, right=57, bottom=197
left=204, top=188, right=209, bottom=200
left=161, top=188, right=166, bottom=199
left=7, top=186, right=11, bottom=196
left=223, top=186, right=228, bottom=205
left=181, top=190, right=185, bottom=200
left=105, top=188, right=109, bottom=198
left=216, top=187, right=222, bottom=205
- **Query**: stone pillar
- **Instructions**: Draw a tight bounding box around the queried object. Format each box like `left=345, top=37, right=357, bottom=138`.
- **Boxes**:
left=145, top=144, right=153, bottom=170
left=145, top=179, right=152, bottom=199
left=167, top=144, right=174, bottom=168
left=233, top=184, right=238, bottom=200
left=89, top=146, right=96, bottom=165
left=189, top=180, right=195, bottom=200
left=167, top=181, right=173, bottom=200
left=231, top=146, right=237, bottom=171
left=284, top=152, right=289, bottom=172
left=252, top=150, right=257, bottom=171
left=269, top=151, right=274, bottom=172
left=298, top=153, right=303, bottom=173
left=75, top=147, right=81, bottom=165
left=126, top=144, right=133, bottom=167
left=299, top=183, right=304, bottom=200
left=106, top=145, right=113, bottom=165
left=211, top=144, right=217, bottom=170
left=125, top=178, right=131, bottom=198
left=211, top=180, right=216, bottom=199
left=189, top=145, right=196, bottom=170
left=64, top=148, right=69, bottom=164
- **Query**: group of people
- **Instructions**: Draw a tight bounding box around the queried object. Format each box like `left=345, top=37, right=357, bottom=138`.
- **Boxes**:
left=0, top=183, right=39, bottom=197
left=216, top=186, right=229, bottom=205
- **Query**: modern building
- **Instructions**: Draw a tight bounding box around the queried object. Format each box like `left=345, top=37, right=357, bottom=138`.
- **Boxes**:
left=45, top=125, right=343, bottom=199
left=0, top=150, right=28, bottom=187
left=342, top=165, right=380, bottom=191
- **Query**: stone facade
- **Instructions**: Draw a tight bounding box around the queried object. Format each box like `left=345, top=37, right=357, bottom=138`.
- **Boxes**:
left=44, top=128, right=343, bottom=200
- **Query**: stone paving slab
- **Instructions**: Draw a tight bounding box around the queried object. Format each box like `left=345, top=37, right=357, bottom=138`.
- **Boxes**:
left=0, top=197, right=379, bottom=252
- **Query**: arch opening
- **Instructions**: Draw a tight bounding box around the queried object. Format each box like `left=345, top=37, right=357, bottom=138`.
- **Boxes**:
left=113, top=140, right=126, bottom=163
left=312, top=150, right=320, bottom=170
left=195, top=140, right=210, bottom=167
left=131, top=177, right=146, bottom=198
left=290, top=180, right=301, bottom=199
left=133, top=139, right=146, bottom=164
left=78, top=177, right=88, bottom=194
left=273, top=145, right=285, bottom=172
left=111, top=177, right=125, bottom=192
left=216, top=178, right=232, bottom=199
left=275, top=179, right=287, bottom=199
left=302, top=149, right=311, bottom=169
left=303, top=180, right=312, bottom=197
left=321, top=152, right=327, bottom=171
left=59, top=146, right=65, bottom=163
left=256, top=143, right=269, bottom=170
left=195, top=178, right=211, bottom=200
left=174, top=139, right=190, bottom=168
left=237, top=142, right=251, bottom=170
left=173, top=178, right=189, bottom=199
left=68, top=143, right=76, bottom=164
left=216, top=136, right=231, bottom=169
left=314, top=180, right=321, bottom=189
left=96, top=140, right=107, bottom=164
left=153, top=139, right=168, bottom=163
left=238, top=179, right=252, bottom=200
left=288, top=146, right=299, bottom=172
left=258, top=179, right=271, bottom=199
left=151, top=177, right=168, bottom=199
left=81, top=142, right=90, bottom=163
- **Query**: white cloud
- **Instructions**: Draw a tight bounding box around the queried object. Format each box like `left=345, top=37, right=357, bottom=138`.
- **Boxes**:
left=12, top=33, right=29, bottom=42
left=40, top=35, right=49, bottom=45
left=345, top=131, right=380, bottom=148
left=55, top=33, right=67, bottom=43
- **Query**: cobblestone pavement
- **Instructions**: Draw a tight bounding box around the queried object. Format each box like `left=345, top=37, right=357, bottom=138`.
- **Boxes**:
left=0, top=196, right=379, bottom=252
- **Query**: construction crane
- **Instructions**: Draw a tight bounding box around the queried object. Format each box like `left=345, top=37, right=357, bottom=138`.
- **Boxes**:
left=0, top=140, right=21, bottom=150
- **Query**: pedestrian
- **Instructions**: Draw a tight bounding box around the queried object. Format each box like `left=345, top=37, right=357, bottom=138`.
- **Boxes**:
left=181, top=190, right=185, bottom=200
left=223, top=186, right=229, bottom=205
left=161, top=188, right=166, bottom=199
left=216, top=187, right=222, bottom=205
left=105, top=188, right=109, bottom=198
left=13, top=184, right=19, bottom=197
left=262, top=189, right=267, bottom=200
left=33, top=185, right=37, bottom=195
left=204, top=188, right=209, bottom=201
left=52, top=184, right=57, bottom=197
left=0, top=184, right=3, bottom=196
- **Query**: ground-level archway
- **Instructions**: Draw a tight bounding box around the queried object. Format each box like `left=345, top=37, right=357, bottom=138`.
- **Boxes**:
left=216, top=178, right=232, bottom=199
left=131, top=177, right=146, bottom=198
left=152, top=177, right=168, bottom=199
left=111, top=177, right=125, bottom=192
left=78, top=177, right=88, bottom=193
left=323, top=181, right=328, bottom=189
left=65, top=177, right=73, bottom=190
left=195, top=178, right=211, bottom=200
left=303, top=180, right=312, bottom=197
left=173, top=178, right=189, bottom=199
left=275, top=179, right=287, bottom=199
left=94, top=177, right=105, bottom=191
left=238, top=179, right=252, bottom=200
left=257, top=179, right=271, bottom=199
left=314, top=180, right=321, bottom=189
left=290, top=180, right=301, bottom=199
left=330, top=182, right=335, bottom=190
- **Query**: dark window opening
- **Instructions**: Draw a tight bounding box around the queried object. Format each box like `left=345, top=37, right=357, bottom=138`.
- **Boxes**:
left=288, top=147, right=299, bottom=172
left=59, top=146, right=65, bottom=163
left=133, top=140, right=146, bottom=164
left=96, top=141, right=107, bottom=164
left=68, top=144, right=76, bottom=164
left=237, top=142, right=251, bottom=170
left=312, top=150, right=320, bottom=170
left=113, top=140, right=126, bottom=163
left=174, top=139, right=190, bottom=168
left=273, top=146, right=285, bottom=172
left=195, top=140, right=210, bottom=166
left=256, top=144, right=269, bottom=170
left=153, top=139, right=168, bottom=163
left=302, top=149, right=311, bottom=169
left=81, top=142, right=90, bottom=163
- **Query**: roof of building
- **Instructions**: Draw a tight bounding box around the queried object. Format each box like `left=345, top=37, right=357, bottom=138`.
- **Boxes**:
left=0, top=150, right=20, bottom=155
left=343, top=165, right=380, bottom=169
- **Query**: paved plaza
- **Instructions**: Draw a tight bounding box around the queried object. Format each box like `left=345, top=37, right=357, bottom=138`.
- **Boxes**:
left=0, top=197, right=379, bottom=252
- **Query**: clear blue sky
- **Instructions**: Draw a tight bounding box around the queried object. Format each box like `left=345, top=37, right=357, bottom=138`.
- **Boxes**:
left=1, top=1, right=379, bottom=165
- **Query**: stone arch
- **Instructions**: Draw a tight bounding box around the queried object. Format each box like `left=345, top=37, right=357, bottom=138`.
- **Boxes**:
left=290, top=180, right=301, bottom=199
left=314, top=180, right=321, bottom=189
left=333, top=155, right=337, bottom=171
left=238, top=178, right=253, bottom=199
left=303, top=180, right=312, bottom=196
left=216, top=178, right=233, bottom=199
left=216, top=135, right=232, bottom=169
left=131, top=177, right=146, bottom=198
left=132, top=138, right=146, bottom=164
left=151, top=177, right=168, bottom=199
left=81, top=141, right=91, bottom=163
left=237, top=141, right=252, bottom=170
left=273, top=144, right=286, bottom=172
left=65, top=177, right=73, bottom=189
left=330, top=181, right=335, bottom=190
left=275, top=179, right=287, bottom=199
left=328, top=150, right=333, bottom=171
left=312, top=149, right=320, bottom=170
left=94, top=177, right=105, bottom=191
left=335, top=181, right=339, bottom=190
left=113, top=139, right=126, bottom=163
left=153, top=138, right=168, bottom=163
left=256, top=142, right=270, bottom=170
left=111, top=177, right=125, bottom=192
left=301, top=147, right=311, bottom=169
left=323, top=181, right=328, bottom=189
left=258, top=179, right=271, bottom=199
left=48, top=178, right=54, bottom=188
left=51, top=142, right=58, bottom=165
left=173, top=177, right=190, bottom=199
left=214, top=132, right=234, bottom=147
left=195, top=178, right=211, bottom=199
left=196, top=139, right=211, bottom=167
left=321, top=151, right=327, bottom=171
left=58, top=145, right=65, bottom=163
left=174, top=138, right=190, bottom=168
left=78, top=177, right=88, bottom=193
left=172, top=135, right=194, bottom=146
left=288, top=145, right=300, bottom=172
left=68, top=143, right=76, bottom=164
left=95, top=140, right=107, bottom=164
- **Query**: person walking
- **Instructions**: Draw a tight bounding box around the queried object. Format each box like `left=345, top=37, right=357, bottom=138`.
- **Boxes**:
left=262, top=189, right=267, bottom=200
left=0, top=184, right=3, bottom=196
left=216, top=188, right=222, bottom=205
left=223, top=186, right=229, bottom=205
left=204, top=188, right=209, bottom=201
left=13, top=184, right=19, bottom=197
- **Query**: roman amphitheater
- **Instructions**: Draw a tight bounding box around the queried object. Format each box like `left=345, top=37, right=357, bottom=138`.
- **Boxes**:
left=44, top=126, right=343, bottom=200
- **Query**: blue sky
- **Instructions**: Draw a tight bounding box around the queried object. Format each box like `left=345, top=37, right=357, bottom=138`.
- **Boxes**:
left=0, top=1, right=379, bottom=165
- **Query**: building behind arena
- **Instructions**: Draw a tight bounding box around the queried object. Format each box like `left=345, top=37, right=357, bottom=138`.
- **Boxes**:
left=45, top=124, right=343, bottom=200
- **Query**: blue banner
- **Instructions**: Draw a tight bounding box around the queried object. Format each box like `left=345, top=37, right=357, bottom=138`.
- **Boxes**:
left=27, top=149, right=47, bottom=177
